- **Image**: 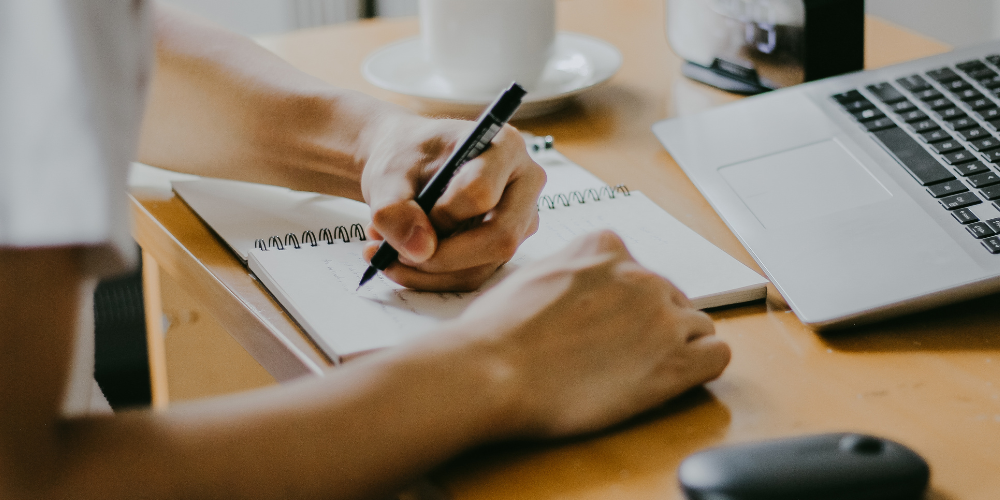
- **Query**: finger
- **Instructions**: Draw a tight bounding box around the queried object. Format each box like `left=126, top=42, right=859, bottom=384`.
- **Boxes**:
left=401, top=173, right=543, bottom=273
left=362, top=242, right=499, bottom=291
left=681, top=310, right=715, bottom=343
left=363, top=135, right=448, bottom=263
left=378, top=260, right=503, bottom=292
left=368, top=200, right=438, bottom=263
left=687, top=333, right=731, bottom=383
left=428, top=129, right=529, bottom=232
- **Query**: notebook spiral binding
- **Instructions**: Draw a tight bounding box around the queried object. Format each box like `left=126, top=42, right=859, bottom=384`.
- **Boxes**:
left=537, top=184, right=630, bottom=210
left=254, top=223, right=367, bottom=251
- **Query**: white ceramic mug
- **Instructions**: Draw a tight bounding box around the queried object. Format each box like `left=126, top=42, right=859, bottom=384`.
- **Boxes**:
left=419, top=0, right=556, bottom=96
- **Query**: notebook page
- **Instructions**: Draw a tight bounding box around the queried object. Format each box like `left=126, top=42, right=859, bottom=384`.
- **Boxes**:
left=247, top=191, right=768, bottom=357
left=173, top=178, right=371, bottom=261
left=527, top=192, right=769, bottom=309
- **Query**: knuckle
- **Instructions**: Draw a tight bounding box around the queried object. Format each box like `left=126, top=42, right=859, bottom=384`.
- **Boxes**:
left=453, top=179, right=497, bottom=213
left=525, top=212, right=540, bottom=238
left=493, top=231, right=522, bottom=261
left=692, top=311, right=716, bottom=336
left=495, top=124, right=523, bottom=146
left=371, top=203, right=400, bottom=227
left=594, top=229, right=627, bottom=252
left=525, top=159, right=546, bottom=187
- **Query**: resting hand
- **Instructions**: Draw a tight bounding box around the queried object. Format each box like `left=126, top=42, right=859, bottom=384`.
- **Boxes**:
left=360, top=112, right=545, bottom=292
left=448, top=230, right=731, bottom=439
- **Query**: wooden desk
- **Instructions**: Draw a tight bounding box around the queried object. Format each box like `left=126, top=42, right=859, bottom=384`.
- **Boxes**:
left=131, top=1, right=1000, bottom=498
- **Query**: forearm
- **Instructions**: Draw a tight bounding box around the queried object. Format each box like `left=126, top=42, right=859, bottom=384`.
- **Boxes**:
left=137, top=3, right=403, bottom=201
left=16, top=333, right=511, bottom=500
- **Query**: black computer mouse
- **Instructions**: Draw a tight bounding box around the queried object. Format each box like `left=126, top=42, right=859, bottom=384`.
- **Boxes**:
left=677, top=432, right=930, bottom=500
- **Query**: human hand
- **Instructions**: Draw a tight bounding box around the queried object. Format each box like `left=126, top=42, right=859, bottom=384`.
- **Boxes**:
left=449, top=230, right=731, bottom=439
left=360, top=112, right=545, bottom=292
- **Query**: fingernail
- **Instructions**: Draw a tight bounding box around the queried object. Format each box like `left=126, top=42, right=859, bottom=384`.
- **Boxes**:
left=403, top=225, right=434, bottom=262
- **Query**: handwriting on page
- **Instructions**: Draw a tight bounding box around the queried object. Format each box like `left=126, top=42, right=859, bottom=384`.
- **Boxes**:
left=322, top=253, right=473, bottom=323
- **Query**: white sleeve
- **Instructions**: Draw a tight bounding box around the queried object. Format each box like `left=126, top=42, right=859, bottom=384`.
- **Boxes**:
left=0, top=0, right=153, bottom=278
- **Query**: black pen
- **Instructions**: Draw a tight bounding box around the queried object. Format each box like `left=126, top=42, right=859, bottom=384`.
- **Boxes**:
left=357, top=82, right=527, bottom=290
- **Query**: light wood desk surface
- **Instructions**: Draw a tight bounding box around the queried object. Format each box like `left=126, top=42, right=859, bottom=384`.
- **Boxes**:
left=131, top=1, right=1000, bottom=498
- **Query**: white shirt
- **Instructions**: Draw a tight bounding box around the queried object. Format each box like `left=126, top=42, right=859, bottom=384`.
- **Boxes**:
left=0, top=0, right=153, bottom=416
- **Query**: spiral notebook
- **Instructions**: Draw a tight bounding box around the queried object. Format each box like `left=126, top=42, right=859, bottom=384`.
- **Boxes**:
left=174, top=146, right=768, bottom=360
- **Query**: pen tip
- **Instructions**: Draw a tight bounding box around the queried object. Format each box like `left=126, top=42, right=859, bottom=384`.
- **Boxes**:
left=357, top=267, right=377, bottom=291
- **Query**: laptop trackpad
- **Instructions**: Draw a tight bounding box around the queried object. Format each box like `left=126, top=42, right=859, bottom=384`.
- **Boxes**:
left=718, top=139, right=892, bottom=229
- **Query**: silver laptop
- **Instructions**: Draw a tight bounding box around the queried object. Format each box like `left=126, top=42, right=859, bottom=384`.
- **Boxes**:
left=653, top=41, right=1000, bottom=329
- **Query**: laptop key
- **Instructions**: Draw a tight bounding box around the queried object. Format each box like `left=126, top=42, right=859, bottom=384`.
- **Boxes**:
left=940, top=192, right=982, bottom=209
left=980, top=75, right=1000, bottom=89
left=864, top=117, right=897, bottom=132
left=944, top=79, right=972, bottom=92
left=915, top=88, right=944, bottom=101
left=872, top=127, right=955, bottom=185
left=968, top=98, right=996, bottom=111
left=980, top=185, right=1000, bottom=200
left=971, top=69, right=999, bottom=81
left=955, top=161, right=991, bottom=176
left=889, top=100, right=916, bottom=113
left=833, top=90, right=864, bottom=104
left=852, top=108, right=885, bottom=122
left=943, top=149, right=977, bottom=164
left=952, top=207, right=979, bottom=224
left=957, top=127, right=989, bottom=141
left=900, top=110, right=928, bottom=123
left=945, top=117, right=978, bottom=131
left=936, top=107, right=967, bottom=120
left=897, top=75, right=931, bottom=92
left=987, top=55, right=1000, bottom=66
left=907, top=119, right=940, bottom=133
left=957, top=60, right=988, bottom=72
left=929, top=140, right=963, bottom=154
left=958, top=89, right=986, bottom=101
left=927, top=179, right=969, bottom=197
left=926, top=97, right=954, bottom=110
left=971, top=137, right=1000, bottom=152
left=843, top=99, right=876, bottom=112
left=982, top=236, right=1000, bottom=254
left=919, top=129, right=952, bottom=143
left=987, top=118, right=1000, bottom=131
left=982, top=149, right=1000, bottom=163
left=966, top=222, right=997, bottom=238
left=986, top=218, right=1000, bottom=232
left=928, top=67, right=961, bottom=82
left=975, top=108, right=1000, bottom=120
left=867, top=82, right=906, bottom=103
left=968, top=171, right=1000, bottom=188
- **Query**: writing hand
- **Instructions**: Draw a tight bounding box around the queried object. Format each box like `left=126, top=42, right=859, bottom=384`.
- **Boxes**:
left=360, top=112, right=545, bottom=291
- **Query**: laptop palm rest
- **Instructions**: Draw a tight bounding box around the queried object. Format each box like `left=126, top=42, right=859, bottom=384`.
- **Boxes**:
left=718, top=139, right=892, bottom=228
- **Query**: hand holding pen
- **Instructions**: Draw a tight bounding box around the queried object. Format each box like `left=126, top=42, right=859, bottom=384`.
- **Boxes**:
left=358, top=83, right=546, bottom=291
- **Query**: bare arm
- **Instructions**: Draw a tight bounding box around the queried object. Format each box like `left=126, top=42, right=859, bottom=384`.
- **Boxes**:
left=139, top=4, right=543, bottom=290
left=0, top=232, right=729, bottom=500
left=0, top=249, right=509, bottom=500
left=138, top=4, right=385, bottom=200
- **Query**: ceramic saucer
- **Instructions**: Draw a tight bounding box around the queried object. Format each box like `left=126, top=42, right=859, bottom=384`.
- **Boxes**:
left=362, top=32, right=622, bottom=118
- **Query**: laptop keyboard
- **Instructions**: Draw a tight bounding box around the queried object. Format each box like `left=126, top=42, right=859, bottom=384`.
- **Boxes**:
left=833, top=55, right=1000, bottom=255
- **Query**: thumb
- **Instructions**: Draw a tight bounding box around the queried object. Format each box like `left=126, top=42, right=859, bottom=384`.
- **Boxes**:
left=370, top=199, right=438, bottom=263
